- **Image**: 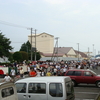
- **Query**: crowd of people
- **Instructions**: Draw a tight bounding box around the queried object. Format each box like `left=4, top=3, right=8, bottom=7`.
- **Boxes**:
left=2, top=60, right=100, bottom=82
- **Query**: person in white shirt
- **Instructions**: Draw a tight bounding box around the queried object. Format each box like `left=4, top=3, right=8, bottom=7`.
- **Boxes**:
left=77, top=64, right=81, bottom=69
left=10, top=68, right=16, bottom=76
left=53, top=67, right=57, bottom=75
left=10, top=68, right=16, bottom=81
left=2, top=73, right=12, bottom=82
left=63, top=67, right=67, bottom=73
left=55, top=64, right=61, bottom=70
left=36, top=69, right=41, bottom=77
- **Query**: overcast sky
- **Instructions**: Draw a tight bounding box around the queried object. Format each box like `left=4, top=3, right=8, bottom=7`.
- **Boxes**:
left=0, top=0, right=100, bottom=55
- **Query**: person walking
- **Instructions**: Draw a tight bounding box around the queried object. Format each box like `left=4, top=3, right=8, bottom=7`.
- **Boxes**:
left=36, top=69, right=41, bottom=77
left=2, top=73, right=12, bottom=82
left=46, top=71, right=52, bottom=76
left=20, top=67, right=24, bottom=78
left=29, top=68, right=37, bottom=77
left=41, top=70, right=46, bottom=76
left=10, top=68, right=16, bottom=81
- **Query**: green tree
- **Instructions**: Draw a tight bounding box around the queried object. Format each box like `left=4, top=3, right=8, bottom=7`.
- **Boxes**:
left=0, top=32, right=13, bottom=57
left=20, top=41, right=31, bottom=53
left=13, top=51, right=22, bottom=62
left=20, top=43, right=26, bottom=52
left=8, top=53, right=13, bottom=62
left=26, top=41, right=31, bottom=53
left=19, top=51, right=28, bottom=61
left=36, top=52, right=41, bottom=60
left=20, top=41, right=41, bottom=61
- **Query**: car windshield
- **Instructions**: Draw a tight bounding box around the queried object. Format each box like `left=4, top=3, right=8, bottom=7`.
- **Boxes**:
left=90, top=70, right=97, bottom=76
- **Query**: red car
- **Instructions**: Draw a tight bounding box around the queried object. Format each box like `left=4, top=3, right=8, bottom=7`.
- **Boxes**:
left=64, top=69, right=100, bottom=87
left=0, top=69, right=5, bottom=78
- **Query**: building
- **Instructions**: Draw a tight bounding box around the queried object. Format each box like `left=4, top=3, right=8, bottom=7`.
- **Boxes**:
left=28, top=33, right=88, bottom=61
left=28, top=32, right=54, bottom=53
left=74, top=50, right=88, bottom=60
left=39, top=47, right=78, bottom=61
left=54, top=47, right=77, bottom=58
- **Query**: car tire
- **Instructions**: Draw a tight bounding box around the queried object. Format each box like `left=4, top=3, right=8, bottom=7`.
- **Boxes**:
left=72, top=80, right=77, bottom=87
left=96, top=81, right=100, bottom=88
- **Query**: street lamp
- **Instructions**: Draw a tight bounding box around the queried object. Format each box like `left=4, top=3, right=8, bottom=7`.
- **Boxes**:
left=93, top=44, right=94, bottom=57
left=77, top=43, right=79, bottom=61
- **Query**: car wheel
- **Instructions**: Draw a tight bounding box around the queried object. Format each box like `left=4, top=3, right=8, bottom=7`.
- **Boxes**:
left=72, top=80, right=77, bottom=87
left=96, top=81, right=100, bottom=88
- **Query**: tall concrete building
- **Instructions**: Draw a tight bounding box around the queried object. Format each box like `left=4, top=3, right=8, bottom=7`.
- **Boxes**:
left=28, top=32, right=54, bottom=53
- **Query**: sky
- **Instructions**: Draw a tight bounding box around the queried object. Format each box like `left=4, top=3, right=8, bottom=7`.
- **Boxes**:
left=0, top=0, right=100, bottom=55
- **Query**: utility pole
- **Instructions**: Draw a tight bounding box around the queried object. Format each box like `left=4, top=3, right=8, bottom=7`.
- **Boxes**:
left=95, top=49, right=96, bottom=57
left=51, top=37, right=59, bottom=62
left=30, top=28, right=33, bottom=61
left=55, top=37, right=59, bottom=62
left=34, top=29, right=37, bottom=61
left=77, top=43, right=79, bottom=61
left=88, top=47, right=89, bottom=60
left=93, top=44, right=94, bottom=57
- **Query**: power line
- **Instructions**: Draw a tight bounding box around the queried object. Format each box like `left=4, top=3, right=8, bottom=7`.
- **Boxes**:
left=0, top=20, right=30, bottom=29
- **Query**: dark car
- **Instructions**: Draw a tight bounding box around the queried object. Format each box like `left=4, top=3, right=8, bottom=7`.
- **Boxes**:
left=64, top=69, right=100, bottom=87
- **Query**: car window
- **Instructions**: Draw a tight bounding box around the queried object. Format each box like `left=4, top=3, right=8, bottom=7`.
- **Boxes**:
left=1, top=87, right=14, bottom=98
left=66, top=81, right=74, bottom=96
left=66, top=71, right=81, bottom=76
left=74, top=71, right=81, bottom=76
left=84, top=71, right=92, bottom=76
left=15, top=83, right=26, bottom=93
left=90, top=70, right=97, bottom=76
left=28, top=83, right=46, bottom=94
left=49, top=83, right=63, bottom=97
left=66, top=71, right=74, bottom=75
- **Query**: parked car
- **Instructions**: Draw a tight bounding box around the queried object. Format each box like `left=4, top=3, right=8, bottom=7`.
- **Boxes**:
left=0, top=82, right=18, bottom=100
left=64, top=69, right=100, bottom=87
left=0, top=69, right=5, bottom=78
left=15, top=76, right=75, bottom=100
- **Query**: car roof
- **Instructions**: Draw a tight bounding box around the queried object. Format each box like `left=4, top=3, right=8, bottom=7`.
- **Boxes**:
left=15, top=76, right=71, bottom=83
left=0, top=82, right=15, bottom=87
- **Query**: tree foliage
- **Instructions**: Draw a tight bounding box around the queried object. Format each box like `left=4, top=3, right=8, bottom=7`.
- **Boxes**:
left=20, top=41, right=31, bottom=53
left=13, top=51, right=22, bottom=62
left=8, top=53, right=13, bottom=62
left=20, top=40, right=41, bottom=61
left=19, top=51, right=28, bottom=61
left=0, top=32, right=13, bottom=57
left=36, top=52, right=41, bottom=60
